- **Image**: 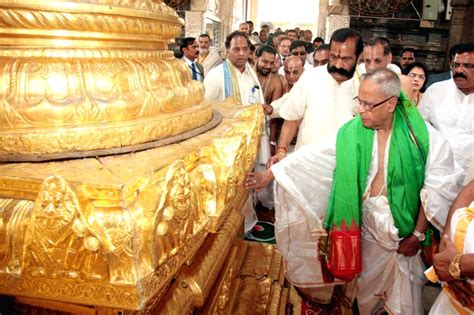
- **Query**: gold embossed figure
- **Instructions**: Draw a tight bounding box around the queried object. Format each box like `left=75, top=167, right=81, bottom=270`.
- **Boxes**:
left=153, top=161, right=196, bottom=266
left=25, top=176, right=104, bottom=280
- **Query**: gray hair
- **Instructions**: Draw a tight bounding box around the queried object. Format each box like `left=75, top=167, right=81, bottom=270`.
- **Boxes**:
left=361, top=68, right=401, bottom=98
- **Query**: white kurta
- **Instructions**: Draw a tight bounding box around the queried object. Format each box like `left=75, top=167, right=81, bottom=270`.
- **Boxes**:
left=197, top=49, right=223, bottom=76
left=276, top=65, right=358, bottom=150
left=204, top=61, right=263, bottom=105
left=271, top=122, right=462, bottom=303
left=419, top=79, right=474, bottom=184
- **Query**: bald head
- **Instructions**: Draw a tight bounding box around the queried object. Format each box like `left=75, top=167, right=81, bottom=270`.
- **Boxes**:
left=284, top=55, right=303, bottom=68
left=239, top=22, right=250, bottom=35
left=284, top=56, right=304, bottom=87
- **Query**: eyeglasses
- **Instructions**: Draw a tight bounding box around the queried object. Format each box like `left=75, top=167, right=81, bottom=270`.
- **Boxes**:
left=407, top=73, right=426, bottom=80
left=292, top=51, right=306, bottom=56
left=353, top=96, right=395, bottom=112
left=314, top=59, right=329, bottom=66
left=450, top=62, right=474, bottom=70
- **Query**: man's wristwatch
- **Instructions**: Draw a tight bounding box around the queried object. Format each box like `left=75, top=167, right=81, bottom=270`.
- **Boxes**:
left=449, top=254, right=463, bottom=280
left=412, top=230, right=426, bottom=242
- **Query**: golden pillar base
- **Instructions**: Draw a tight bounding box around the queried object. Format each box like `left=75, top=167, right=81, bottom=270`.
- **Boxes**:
left=0, top=101, right=286, bottom=312
left=0, top=1, right=299, bottom=314
left=0, top=0, right=211, bottom=160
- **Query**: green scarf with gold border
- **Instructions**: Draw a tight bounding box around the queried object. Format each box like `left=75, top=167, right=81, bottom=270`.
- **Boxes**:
left=323, top=92, right=429, bottom=281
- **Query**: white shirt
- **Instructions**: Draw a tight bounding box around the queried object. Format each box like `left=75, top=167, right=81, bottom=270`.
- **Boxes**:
left=419, top=79, right=474, bottom=180
left=306, top=51, right=314, bottom=66
left=276, top=65, right=358, bottom=150
left=204, top=61, right=263, bottom=105
left=183, top=56, right=203, bottom=82
left=197, top=49, right=223, bottom=76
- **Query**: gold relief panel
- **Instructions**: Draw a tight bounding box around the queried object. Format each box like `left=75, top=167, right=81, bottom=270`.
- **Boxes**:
left=0, top=199, right=34, bottom=276
left=0, top=103, right=264, bottom=310
left=150, top=160, right=208, bottom=267
left=0, top=1, right=182, bottom=49
left=199, top=135, right=246, bottom=229
left=0, top=0, right=217, bottom=158
left=24, top=176, right=110, bottom=282
left=0, top=56, right=205, bottom=127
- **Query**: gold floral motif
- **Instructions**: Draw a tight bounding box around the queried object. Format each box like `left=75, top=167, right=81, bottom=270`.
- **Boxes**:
left=0, top=56, right=204, bottom=127
left=0, top=104, right=212, bottom=156
left=0, top=0, right=217, bottom=158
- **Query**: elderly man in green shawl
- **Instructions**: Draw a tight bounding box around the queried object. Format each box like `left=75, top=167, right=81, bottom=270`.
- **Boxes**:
left=245, top=68, right=462, bottom=314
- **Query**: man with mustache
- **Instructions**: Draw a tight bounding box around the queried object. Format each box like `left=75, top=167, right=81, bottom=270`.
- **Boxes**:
left=419, top=42, right=474, bottom=183
left=254, top=45, right=284, bottom=209
left=180, top=37, right=204, bottom=82
left=255, top=45, right=283, bottom=106
left=255, top=28, right=363, bottom=307
left=266, top=28, right=362, bottom=166
left=197, top=34, right=223, bottom=76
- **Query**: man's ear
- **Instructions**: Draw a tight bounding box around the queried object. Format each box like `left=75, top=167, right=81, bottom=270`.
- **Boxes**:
left=388, top=97, right=397, bottom=112
left=387, top=52, right=393, bottom=64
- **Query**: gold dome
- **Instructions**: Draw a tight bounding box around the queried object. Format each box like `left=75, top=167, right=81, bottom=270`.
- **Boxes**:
left=0, top=0, right=212, bottom=161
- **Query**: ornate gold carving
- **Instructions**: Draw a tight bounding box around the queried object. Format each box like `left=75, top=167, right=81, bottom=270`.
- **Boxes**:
left=24, top=176, right=107, bottom=281
left=200, top=241, right=288, bottom=315
left=0, top=198, right=34, bottom=275
left=153, top=210, right=244, bottom=314
left=0, top=103, right=211, bottom=156
left=0, top=178, right=42, bottom=200
left=0, top=0, right=217, bottom=159
left=0, top=1, right=181, bottom=48
left=0, top=0, right=274, bottom=313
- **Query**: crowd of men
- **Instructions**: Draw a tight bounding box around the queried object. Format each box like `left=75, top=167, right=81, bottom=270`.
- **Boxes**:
left=177, top=22, right=473, bottom=314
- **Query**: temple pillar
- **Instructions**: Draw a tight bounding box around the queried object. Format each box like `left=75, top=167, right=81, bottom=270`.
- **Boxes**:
left=185, top=10, right=205, bottom=37
left=324, top=0, right=350, bottom=41
left=447, top=0, right=474, bottom=52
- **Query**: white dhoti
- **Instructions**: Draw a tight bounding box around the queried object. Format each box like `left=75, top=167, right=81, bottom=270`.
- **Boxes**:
left=357, top=196, right=425, bottom=315
left=256, top=116, right=274, bottom=209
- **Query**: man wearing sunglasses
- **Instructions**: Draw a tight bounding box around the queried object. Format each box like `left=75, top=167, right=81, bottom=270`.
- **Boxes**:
left=419, top=43, right=474, bottom=183
left=289, top=40, right=313, bottom=71
left=246, top=68, right=461, bottom=314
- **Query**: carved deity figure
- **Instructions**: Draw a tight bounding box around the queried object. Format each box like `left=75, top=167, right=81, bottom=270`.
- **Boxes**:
left=153, top=161, right=196, bottom=266
left=25, top=176, right=103, bottom=280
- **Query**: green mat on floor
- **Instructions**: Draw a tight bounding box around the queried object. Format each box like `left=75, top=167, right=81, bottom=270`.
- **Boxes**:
left=245, top=221, right=275, bottom=244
